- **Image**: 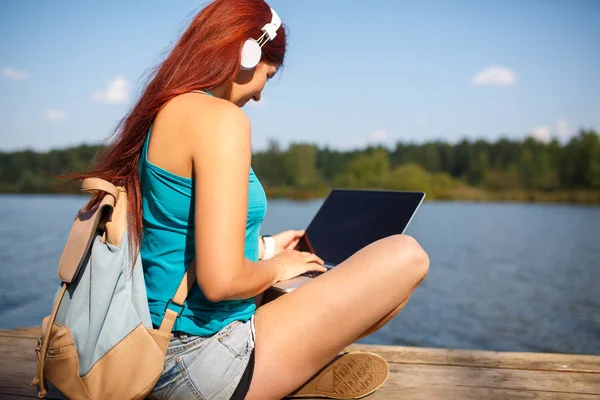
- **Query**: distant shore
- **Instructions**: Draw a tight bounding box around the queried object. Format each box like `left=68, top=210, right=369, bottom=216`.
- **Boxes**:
left=3, top=129, right=599, bottom=206
left=265, top=187, right=600, bottom=204
left=3, top=185, right=599, bottom=205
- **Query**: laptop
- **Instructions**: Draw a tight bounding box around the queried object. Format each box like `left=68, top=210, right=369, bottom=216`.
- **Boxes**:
left=270, top=189, right=425, bottom=293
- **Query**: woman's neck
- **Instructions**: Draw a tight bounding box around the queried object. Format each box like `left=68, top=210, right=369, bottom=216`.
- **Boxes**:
left=207, top=84, right=228, bottom=100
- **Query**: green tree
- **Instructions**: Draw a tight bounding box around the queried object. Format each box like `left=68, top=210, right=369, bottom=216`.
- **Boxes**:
left=533, top=148, right=559, bottom=190
left=334, top=149, right=390, bottom=188
left=466, top=151, right=489, bottom=185
left=283, top=143, right=320, bottom=189
left=519, top=148, right=536, bottom=189
left=252, top=139, right=286, bottom=186
left=581, top=130, right=600, bottom=188
left=387, top=163, right=431, bottom=192
left=484, top=165, right=523, bottom=191
left=2, top=129, right=600, bottom=197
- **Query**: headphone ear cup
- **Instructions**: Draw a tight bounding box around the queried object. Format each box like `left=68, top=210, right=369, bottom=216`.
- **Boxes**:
left=240, top=39, right=262, bottom=70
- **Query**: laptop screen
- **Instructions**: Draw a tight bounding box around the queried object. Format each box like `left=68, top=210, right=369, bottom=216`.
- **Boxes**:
left=296, top=190, right=425, bottom=267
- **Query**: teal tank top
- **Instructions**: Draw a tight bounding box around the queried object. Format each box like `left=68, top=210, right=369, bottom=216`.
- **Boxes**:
left=138, top=124, right=267, bottom=336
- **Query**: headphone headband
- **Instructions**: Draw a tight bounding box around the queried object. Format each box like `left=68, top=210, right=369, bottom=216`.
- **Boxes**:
left=240, top=7, right=282, bottom=70
left=261, top=8, right=281, bottom=42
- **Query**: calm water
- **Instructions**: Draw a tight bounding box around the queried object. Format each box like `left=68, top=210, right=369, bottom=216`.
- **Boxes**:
left=0, top=195, right=598, bottom=355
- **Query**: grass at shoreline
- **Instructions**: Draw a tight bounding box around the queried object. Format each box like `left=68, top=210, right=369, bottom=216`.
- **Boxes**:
left=267, top=186, right=600, bottom=204
left=2, top=185, right=599, bottom=205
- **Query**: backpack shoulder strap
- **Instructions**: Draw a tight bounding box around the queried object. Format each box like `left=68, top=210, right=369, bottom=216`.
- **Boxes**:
left=81, top=177, right=119, bottom=201
left=58, top=178, right=119, bottom=283
left=159, top=262, right=197, bottom=334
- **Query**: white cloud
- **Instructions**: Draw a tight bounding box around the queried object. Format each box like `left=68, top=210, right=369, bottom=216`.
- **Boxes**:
left=92, top=76, right=130, bottom=104
left=530, top=126, right=551, bottom=143
left=471, top=66, right=517, bottom=86
left=337, top=129, right=392, bottom=151
left=2, top=67, right=29, bottom=81
left=555, top=118, right=573, bottom=140
left=368, top=129, right=388, bottom=142
left=45, top=109, right=68, bottom=121
left=529, top=118, right=575, bottom=143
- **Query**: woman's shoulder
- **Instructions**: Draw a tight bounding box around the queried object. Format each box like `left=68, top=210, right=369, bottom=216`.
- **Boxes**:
left=153, top=92, right=252, bottom=166
left=161, top=92, right=250, bottom=137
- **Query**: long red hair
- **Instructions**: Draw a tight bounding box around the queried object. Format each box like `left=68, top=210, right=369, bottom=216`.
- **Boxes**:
left=64, top=0, right=287, bottom=252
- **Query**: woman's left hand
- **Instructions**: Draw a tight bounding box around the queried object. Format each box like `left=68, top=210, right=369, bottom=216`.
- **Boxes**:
left=272, top=230, right=305, bottom=255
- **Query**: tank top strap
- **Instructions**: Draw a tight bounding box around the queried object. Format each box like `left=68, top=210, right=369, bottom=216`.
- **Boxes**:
left=191, top=89, right=214, bottom=96
left=141, top=125, right=152, bottom=164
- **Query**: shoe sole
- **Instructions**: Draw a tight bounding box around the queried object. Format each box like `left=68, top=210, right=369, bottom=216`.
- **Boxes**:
left=287, top=351, right=389, bottom=399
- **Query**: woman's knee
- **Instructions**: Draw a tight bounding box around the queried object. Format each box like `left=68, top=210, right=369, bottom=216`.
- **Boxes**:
left=385, top=234, right=430, bottom=283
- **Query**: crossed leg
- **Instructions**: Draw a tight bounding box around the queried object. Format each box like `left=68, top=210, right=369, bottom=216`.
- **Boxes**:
left=246, top=234, right=430, bottom=400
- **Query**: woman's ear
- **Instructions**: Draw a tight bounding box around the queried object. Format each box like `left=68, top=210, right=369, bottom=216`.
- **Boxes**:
left=234, top=65, right=256, bottom=85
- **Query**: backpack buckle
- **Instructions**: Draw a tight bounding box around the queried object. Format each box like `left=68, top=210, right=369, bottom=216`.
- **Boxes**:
left=165, top=298, right=185, bottom=317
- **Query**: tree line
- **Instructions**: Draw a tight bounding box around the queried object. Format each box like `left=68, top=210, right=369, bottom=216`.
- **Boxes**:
left=1, top=129, right=599, bottom=203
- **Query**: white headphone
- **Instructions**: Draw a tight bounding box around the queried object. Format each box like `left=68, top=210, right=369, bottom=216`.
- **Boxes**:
left=240, top=7, right=282, bottom=70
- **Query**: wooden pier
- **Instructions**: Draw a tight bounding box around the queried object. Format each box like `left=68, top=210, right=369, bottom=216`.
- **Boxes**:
left=1, top=327, right=599, bottom=399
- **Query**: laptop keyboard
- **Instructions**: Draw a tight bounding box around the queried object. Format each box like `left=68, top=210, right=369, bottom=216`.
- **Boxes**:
left=301, top=271, right=325, bottom=278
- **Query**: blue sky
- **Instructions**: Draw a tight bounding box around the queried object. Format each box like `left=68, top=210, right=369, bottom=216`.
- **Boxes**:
left=1, top=0, right=599, bottom=152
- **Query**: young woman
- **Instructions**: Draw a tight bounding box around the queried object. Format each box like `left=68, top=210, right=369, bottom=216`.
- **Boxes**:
left=71, top=0, right=429, bottom=399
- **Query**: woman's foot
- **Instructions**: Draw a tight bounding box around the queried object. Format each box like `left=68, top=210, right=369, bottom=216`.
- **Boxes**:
left=286, top=351, right=389, bottom=399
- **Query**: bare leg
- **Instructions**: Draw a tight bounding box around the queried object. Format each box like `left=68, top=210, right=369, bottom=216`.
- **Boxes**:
left=354, top=296, right=409, bottom=341
left=245, top=235, right=429, bottom=400
left=258, top=277, right=419, bottom=342
left=354, top=274, right=425, bottom=341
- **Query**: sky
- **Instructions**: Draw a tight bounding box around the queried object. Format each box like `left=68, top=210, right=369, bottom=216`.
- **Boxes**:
left=1, top=0, right=599, bottom=152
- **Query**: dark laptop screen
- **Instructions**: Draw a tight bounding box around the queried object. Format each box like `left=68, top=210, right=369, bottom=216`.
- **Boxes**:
left=297, top=190, right=424, bottom=266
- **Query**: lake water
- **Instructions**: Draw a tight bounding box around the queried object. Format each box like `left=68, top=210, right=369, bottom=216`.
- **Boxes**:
left=0, top=195, right=598, bottom=355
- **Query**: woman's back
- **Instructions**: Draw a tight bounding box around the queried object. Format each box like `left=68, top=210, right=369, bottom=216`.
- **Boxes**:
left=139, top=94, right=268, bottom=336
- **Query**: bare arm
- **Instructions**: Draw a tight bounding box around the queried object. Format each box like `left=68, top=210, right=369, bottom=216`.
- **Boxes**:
left=188, top=100, right=282, bottom=302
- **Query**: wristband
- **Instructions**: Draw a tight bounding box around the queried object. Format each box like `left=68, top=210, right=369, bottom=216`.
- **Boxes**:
left=262, top=235, right=275, bottom=260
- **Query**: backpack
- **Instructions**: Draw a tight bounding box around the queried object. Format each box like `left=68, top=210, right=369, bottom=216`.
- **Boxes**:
left=32, top=177, right=195, bottom=399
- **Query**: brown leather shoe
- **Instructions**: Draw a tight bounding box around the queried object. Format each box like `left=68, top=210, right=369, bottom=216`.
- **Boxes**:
left=286, top=351, right=389, bottom=399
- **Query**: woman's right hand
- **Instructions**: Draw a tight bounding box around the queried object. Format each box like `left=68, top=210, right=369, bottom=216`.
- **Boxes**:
left=272, top=250, right=327, bottom=282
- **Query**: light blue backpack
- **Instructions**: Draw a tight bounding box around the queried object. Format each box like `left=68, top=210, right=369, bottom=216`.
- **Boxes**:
left=32, top=178, right=195, bottom=399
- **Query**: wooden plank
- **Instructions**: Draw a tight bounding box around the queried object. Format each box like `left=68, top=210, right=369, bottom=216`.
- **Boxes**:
left=295, top=353, right=600, bottom=399
left=347, top=344, right=600, bottom=374
left=288, top=366, right=600, bottom=399
left=2, top=329, right=600, bottom=400
left=0, top=328, right=39, bottom=340
left=341, top=385, right=600, bottom=400
left=4, top=329, right=598, bottom=373
left=0, top=390, right=63, bottom=400
left=6, top=386, right=599, bottom=400
left=0, top=393, right=63, bottom=400
left=0, top=336, right=42, bottom=400
left=382, top=364, right=600, bottom=395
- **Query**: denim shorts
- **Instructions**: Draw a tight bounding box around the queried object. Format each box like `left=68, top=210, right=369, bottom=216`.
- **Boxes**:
left=148, top=315, right=256, bottom=400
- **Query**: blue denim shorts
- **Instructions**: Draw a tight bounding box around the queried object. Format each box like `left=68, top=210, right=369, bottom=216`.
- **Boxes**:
left=149, top=315, right=256, bottom=400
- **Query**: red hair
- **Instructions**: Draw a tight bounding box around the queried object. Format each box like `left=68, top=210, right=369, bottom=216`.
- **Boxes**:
left=63, top=0, right=287, bottom=252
